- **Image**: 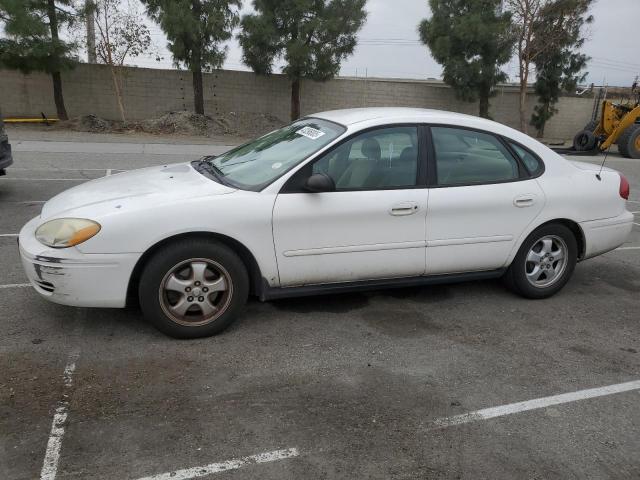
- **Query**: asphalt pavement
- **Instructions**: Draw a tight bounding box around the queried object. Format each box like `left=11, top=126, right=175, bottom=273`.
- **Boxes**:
left=1, top=128, right=639, bottom=480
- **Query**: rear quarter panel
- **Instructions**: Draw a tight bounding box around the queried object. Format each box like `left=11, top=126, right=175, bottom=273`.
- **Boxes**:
left=505, top=153, right=627, bottom=264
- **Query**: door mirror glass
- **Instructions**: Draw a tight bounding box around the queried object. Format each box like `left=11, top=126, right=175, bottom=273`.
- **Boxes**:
left=304, top=173, right=336, bottom=192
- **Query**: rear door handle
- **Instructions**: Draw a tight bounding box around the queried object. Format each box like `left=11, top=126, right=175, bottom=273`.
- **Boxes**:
left=390, top=202, right=419, bottom=216
left=514, top=195, right=536, bottom=208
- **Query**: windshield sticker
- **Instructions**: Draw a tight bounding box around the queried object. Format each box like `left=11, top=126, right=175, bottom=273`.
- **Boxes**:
left=271, top=162, right=283, bottom=169
left=296, top=126, right=326, bottom=140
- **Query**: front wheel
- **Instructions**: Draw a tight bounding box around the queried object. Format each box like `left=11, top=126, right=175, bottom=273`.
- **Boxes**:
left=617, top=124, right=640, bottom=159
left=139, top=238, right=249, bottom=338
left=504, top=224, right=577, bottom=299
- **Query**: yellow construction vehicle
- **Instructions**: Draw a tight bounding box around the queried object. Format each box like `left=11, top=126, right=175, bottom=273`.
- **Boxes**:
left=572, top=79, right=640, bottom=158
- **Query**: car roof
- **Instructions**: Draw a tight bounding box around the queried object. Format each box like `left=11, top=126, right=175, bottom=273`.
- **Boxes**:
left=308, top=107, right=564, bottom=167
left=310, top=107, right=481, bottom=126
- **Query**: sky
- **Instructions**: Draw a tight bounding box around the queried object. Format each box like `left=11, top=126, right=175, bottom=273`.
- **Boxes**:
left=121, top=0, right=640, bottom=87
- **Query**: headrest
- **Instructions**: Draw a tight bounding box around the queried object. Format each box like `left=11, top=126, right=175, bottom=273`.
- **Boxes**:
left=399, top=146, right=417, bottom=162
left=362, top=138, right=381, bottom=160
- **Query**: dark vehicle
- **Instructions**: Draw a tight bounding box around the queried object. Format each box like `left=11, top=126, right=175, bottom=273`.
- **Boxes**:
left=0, top=108, right=13, bottom=175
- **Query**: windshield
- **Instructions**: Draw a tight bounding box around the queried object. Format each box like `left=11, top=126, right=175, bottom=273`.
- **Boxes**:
left=208, top=118, right=345, bottom=190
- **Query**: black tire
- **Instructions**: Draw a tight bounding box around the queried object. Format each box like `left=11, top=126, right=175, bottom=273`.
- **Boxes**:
left=617, top=124, right=640, bottom=159
left=138, top=238, right=249, bottom=338
left=504, top=224, right=578, bottom=299
left=583, top=119, right=599, bottom=132
left=573, top=130, right=597, bottom=151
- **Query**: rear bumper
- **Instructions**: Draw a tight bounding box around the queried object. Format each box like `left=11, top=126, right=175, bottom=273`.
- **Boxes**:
left=580, top=211, right=634, bottom=259
left=19, top=216, right=139, bottom=308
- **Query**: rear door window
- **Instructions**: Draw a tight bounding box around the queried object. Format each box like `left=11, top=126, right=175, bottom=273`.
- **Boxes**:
left=431, top=127, right=520, bottom=186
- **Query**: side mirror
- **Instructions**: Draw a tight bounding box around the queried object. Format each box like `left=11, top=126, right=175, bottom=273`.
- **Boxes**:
left=304, top=173, right=335, bottom=193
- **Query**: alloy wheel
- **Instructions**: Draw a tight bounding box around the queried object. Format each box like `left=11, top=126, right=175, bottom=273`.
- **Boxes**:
left=524, top=235, right=568, bottom=288
left=159, top=258, right=233, bottom=326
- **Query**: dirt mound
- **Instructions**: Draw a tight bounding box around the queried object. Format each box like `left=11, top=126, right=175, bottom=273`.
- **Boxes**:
left=141, top=111, right=284, bottom=137
left=61, top=114, right=114, bottom=133
left=141, top=111, right=212, bottom=136
left=59, top=111, right=285, bottom=138
left=219, top=111, right=284, bottom=137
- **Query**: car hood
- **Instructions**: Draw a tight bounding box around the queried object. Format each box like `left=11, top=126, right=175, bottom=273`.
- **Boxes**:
left=41, top=162, right=236, bottom=219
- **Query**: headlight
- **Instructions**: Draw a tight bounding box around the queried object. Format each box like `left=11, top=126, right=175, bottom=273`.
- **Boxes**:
left=35, top=218, right=101, bottom=248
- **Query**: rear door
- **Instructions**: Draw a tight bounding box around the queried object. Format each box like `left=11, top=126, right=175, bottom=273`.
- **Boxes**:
left=425, top=126, right=545, bottom=274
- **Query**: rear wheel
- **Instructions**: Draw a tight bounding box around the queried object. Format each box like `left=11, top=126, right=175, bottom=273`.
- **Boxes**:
left=617, top=124, right=640, bottom=159
left=139, top=238, right=249, bottom=338
left=504, top=224, right=577, bottom=299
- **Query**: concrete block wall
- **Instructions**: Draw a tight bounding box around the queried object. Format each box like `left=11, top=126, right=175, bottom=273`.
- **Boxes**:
left=203, top=69, right=291, bottom=120
left=0, top=64, right=594, bottom=140
left=546, top=95, right=595, bottom=138
left=1, top=67, right=54, bottom=117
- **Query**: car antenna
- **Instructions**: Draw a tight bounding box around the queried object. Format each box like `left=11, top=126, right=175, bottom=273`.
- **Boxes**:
left=595, top=142, right=613, bottom=181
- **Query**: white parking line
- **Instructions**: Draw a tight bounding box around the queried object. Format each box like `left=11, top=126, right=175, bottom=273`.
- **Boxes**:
left=134, top=448, right=300, bottom=480
left=10, top=167, right=126, bottom=172
left=13, top=140, right=232, bottom=156
left=434, top=379, right=640, bottom=428
left=616, top=246, right=640, bottom=251
left=105, top=169, right=112, bottom=176
left=0, top=233, right=18, bottom=237
left=0, top=283, right=31, bottom=289
left=40, top=348, right=81, bottom=480
left=0, top=178, right=88, bottom=181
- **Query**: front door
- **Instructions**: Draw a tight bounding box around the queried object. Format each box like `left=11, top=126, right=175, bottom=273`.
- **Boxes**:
left=273, top=125, right=428, bottom=286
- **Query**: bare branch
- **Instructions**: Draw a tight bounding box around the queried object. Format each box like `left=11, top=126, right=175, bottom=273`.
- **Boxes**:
left=90, top=0, right=156, bottom=121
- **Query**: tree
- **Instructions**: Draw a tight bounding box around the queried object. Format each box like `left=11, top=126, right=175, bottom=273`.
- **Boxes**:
left=0, top=0, right=79, bottom=120
left=92, top=0, right=154, bottom=122
left=505, top=0, right=546, bottom=132
left=142, top=0, right=240, bottom=115
left=529, top=0, right=592, bottom=137
left=85, top=0, right=97, bottom=63
left=238, top=0, right=367, bottom=121
left=504, top=0, right=591, bottom=133
left=419, top=0, right=514, bottom=119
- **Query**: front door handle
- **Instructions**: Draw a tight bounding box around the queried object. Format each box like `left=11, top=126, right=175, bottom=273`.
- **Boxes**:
left=390, top=202, right=419, bottom=216
left=513, top=195, right=536, bottom=208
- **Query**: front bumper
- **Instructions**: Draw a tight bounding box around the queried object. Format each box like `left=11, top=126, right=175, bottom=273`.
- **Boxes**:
left=19, top=216, right=140, bottom=308
left=580, top=210, right=634, bottom=259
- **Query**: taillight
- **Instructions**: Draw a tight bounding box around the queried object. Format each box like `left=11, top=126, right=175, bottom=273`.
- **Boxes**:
left=619, top=174, right=630, bottom=200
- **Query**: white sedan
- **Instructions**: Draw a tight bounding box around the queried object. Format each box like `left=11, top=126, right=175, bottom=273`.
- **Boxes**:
left=19, top=108, right=634, bottom=338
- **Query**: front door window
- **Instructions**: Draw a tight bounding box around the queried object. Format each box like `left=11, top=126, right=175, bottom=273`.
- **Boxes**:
left=312, top=126, right=419, bottom=190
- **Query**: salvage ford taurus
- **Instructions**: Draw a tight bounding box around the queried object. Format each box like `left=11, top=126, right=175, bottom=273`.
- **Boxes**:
left=19, top=108, right=634, bottom=338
